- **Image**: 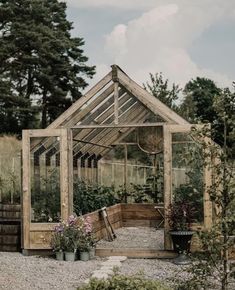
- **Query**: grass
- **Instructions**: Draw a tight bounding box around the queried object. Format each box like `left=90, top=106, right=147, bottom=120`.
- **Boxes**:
left=0, top=135, right=21, bottom=203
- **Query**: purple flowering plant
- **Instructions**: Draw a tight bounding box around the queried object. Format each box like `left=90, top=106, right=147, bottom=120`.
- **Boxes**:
left=167, top=200, right=196, bottom=231
left=50, top=222, right=65, bottom=252
left=51, top=215, right=95, bottom=252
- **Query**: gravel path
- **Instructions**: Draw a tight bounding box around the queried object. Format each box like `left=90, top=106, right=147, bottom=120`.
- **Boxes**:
left=97, top=227, right=164, bottom=249
left=119, top=258, right=189, bottom=286
left=0, top=252, right=102, bottom=290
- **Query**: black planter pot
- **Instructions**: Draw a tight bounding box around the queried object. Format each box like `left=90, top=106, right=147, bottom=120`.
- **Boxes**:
left=169, top=230, right=194, bottom=265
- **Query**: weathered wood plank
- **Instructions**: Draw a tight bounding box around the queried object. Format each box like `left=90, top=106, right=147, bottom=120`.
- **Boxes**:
left=22, top=130, right=31, bottom=249
left=117, top=66, right=188, bottom=125
left=163, top=125, right=172, bottom=250
left=47, top=71, right=112, bottom=128
left=95, top=248, right=177, bottom=259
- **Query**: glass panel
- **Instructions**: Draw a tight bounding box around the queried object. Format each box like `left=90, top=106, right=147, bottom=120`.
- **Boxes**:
left=172, top=133, right=204, bottom=222
left=30, top=137, right=61, bottom=222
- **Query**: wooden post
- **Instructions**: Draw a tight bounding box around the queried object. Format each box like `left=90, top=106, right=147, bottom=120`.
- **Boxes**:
left=60, top=128, right=73, bottom=220
left=124, top=144, right=128, bottom=203
left=163, top=126, right=172, bottom=250
left=114, top=82, right=119, bottom=124
left=22, top=130, right=31, bottom=249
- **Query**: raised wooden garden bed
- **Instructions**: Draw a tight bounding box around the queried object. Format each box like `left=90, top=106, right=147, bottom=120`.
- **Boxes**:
left=83, top=203, right=177, bottom=259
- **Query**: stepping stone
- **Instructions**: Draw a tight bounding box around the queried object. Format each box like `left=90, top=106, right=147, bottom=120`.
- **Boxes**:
left=108, top=256, right=127, bottom=262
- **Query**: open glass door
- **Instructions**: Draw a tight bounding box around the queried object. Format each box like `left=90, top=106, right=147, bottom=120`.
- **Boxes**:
left=22, top=128, right=73, bottom=252
left=163, top=124, right=212, bottom=250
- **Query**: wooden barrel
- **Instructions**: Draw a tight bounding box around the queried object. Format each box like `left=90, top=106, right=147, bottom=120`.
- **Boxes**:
left=0, top=204, right=21, bottom=252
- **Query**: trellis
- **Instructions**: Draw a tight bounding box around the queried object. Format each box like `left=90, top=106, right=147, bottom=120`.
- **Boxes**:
left=22, top=65, right=213, bottom=254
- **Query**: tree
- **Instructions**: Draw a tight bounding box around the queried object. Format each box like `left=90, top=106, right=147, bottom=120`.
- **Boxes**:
left=182, top=77, right=221, bottom=122
left=0, top=0, right=95, bottom=133
left=180, top=77, right=225, bottom=145
left=179, top=88, right=235, bottom=290
left=144, top=72, right=181, bottom=111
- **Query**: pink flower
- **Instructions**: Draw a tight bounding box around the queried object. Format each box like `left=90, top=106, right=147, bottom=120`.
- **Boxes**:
left=84, top=216, right=92, bottom=233
left=68, top=215, right=76, bottom=225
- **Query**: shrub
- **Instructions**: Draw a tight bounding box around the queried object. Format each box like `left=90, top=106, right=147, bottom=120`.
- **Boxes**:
left=73, top=180, right=119, bottom=215
left=78, top=273, right=171, bottom=290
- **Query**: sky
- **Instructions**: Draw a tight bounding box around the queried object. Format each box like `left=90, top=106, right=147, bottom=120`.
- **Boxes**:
left=65, top=0, right=235, bottom=90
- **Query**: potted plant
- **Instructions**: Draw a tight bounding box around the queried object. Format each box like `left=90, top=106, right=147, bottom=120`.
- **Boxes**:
left=77, top=216, right=94, bottom=261
left=78, top=233, right=90, bottom=261
left=167, top=200, right=196, bottom=265
left=63, top=215, right=80, bottom=261
left=51, top=223, right=65, bottom=261
left=83, top=216, right=97, bottom=259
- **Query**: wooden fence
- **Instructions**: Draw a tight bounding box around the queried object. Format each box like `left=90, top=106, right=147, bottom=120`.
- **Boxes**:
left=0, top=204, right=21, bottom=252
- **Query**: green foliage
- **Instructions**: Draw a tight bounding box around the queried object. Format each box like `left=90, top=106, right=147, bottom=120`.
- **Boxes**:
left=73, top=180, right=119, bottom=215
left=181, top=78, right=234, bottom=157
left=31, top=171, right=61, bottom=222
left=144, top=72, right=181, bottom=111
left=180, top=99, right=235, bottom=289
left=0, top=0, right=95, bottom=133
left=182, top=77, right=220, bottom=123
left=172, top=139, right=204, bottom=222
left=78, top=273, right=171, bottom=290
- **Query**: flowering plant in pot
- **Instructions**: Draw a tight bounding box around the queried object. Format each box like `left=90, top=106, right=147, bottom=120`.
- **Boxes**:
left=167, top=200, right=196, bottom=264
left=78, top=216, right=96, bottom=261
left=63, top=215, right=81, bottom=261
left=51, top=222, right=65, bottom=261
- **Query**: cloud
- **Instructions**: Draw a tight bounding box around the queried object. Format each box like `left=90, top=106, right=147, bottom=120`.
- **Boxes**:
left=102, top=1, right=234, bottom=88
left=65, top=0, right=160, bottom=10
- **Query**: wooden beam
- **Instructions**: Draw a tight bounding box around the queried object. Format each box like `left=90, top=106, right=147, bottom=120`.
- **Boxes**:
left=29, top=129, right=61, bottom=138
left=65, top=83, right=115, bottom=128
left=47, top=71, right=112, bottom=129
left=72, top=92, right=131, bottom=151
left=76, top=103, right=148, bottom=155
left=98, top=111, right=150, bottom=156
left=72, top=122, right=165, bottom=129
left=117, top=67, right=189, bottom=125
left=72, top=94, right=137, bottom=153
left=73, top=138, right=112, bottom=149
left=114, top=82, right=119, bottom=124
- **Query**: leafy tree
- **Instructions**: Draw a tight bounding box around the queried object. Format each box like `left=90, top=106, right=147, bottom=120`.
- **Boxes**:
left=180, top=78, right=225, bottom=146
left=182, top=77, right=221, bottom=122
left=179, top=88, right=235, bottom=290
left=144, top=72, right=181, bottom=110
left=0, top=0, right=95, bottom=133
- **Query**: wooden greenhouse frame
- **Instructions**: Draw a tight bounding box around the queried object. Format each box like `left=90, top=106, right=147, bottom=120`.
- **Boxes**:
left=22, top=65, right=213, bottom=255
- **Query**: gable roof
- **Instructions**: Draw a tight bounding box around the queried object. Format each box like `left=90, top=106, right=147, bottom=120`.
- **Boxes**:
left=33, top=65, right=189, bottom=158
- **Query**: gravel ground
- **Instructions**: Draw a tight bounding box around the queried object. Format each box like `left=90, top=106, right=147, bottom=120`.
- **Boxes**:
left=97, top=227, right=164, bottom=249
left=119, top=258, right=235, bottom=290
left=119, top=258, right=189, bottom=287
left=0, top=252, right=103, bottom=290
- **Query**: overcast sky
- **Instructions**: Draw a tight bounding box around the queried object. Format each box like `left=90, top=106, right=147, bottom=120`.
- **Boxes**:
left=65, top=0, right=235, bottom=90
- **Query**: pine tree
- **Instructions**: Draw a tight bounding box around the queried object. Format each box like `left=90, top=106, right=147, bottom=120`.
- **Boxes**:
left=0, top=0, right=95, bottom=133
